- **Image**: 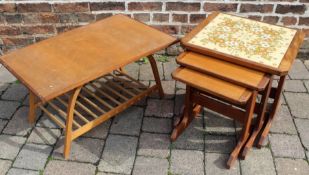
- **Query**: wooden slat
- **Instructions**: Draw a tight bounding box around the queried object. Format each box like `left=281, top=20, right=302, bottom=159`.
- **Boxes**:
left=109, top=74, right=143, bottom=93
left=192, top=93, right=246, bottom=123
left=88, top=83, right=122, bottom=105
left=56, top=97, right=90, bottom=124
left=102, top=76, right=136, bottom=97
left=97, top=80, right=130, bottom=100
left=114, top=70, right=148, bottom=88
left=82, top=87, right=114, bottom=109
left=48, top=101, right=81, bottom=128
left=71, top=85, right=158, bottom=140
left=78, top=93, right=106, bottom=114
left=101, top=77, right=135, bottom=100
left=39, top=105, right=65, bottom=128
left=64, top=94, right=99, bottom=119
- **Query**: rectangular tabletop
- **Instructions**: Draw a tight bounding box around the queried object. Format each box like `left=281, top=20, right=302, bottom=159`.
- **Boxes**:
left=0, top=14, right=176, bottom=102
left=181, top=12, right=305, bottom=75
left=177, top=52, right=269, bottom=91
left=172, top=67, right=252, bottom=105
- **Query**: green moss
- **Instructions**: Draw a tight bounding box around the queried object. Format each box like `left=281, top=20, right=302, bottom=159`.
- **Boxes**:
left=135, top=57, right=149, bottom=64
left=157, top=55, right=169, bottom=63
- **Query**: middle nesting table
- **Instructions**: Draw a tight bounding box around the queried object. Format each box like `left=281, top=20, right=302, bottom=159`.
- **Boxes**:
left=172, top=51, right=271, bottom=168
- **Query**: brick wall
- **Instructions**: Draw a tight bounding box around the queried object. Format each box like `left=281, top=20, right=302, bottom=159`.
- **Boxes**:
left=0, top=0, right=309, bottom=58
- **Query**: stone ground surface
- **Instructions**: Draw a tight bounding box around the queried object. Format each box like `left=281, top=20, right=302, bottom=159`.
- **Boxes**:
left=0, top=57, right=308, bottom=175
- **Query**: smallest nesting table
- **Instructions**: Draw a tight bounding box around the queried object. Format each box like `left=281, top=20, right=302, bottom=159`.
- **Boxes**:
left=0, top=14, right=177, bottom=159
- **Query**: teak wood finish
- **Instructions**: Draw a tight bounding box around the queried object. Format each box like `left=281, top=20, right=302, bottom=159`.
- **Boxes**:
left=0, top=14, right=177, bottom=159
left=172, top=67, right=252, bottom=105
left=181, top=12, right=305, bottom=158
left=171, top=67, right=259, bottom=168
left=181, top=12, right=305, bottom=76
left=0, top=14, right=176, bottom=103
left=176, top=51, right=269, bottom=90
left=175, top=52, right=274, bottom=159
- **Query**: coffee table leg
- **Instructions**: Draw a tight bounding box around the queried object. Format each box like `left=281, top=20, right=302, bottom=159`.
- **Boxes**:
left=28, top=91, right=37, bottom=124
left=148, top=55, right=164, bottom=98
left=64, top=87, right=82, bottom=159
left=257, top=75, right=286, bottom=148
left=241, top=76, right=273, bottom=159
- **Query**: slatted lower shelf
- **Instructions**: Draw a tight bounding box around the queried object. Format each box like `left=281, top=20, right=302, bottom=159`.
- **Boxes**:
left=39, top=70, right=156, bottom=140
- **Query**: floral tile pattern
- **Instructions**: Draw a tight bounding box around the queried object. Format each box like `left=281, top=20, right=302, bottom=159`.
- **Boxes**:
left=188, top=13, right=297, bottom=68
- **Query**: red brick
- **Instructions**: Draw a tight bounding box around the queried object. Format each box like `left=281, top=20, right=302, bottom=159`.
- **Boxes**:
left=23, top=13, right=59, bottom=24
left=95, top=13, right=113, bottom=21
left=17, top=3, right=52, bottom=12
left=300, top=0, right=309, bottom=2
left=204, top=3, right=238, bottom=12
left=22, top=14, right=43, bottom=24
left=53, top=3, right=89, bottom=13
left=0, top=26, right=20, bottom=35
left=281, top=16, right=297, bottom=25
left=128, top=2, right=162, bottom=11
left=248, top=15, right=262, bottom=21
left=0, top=15, right=5, bottom=24
left=272, top=0, right=298, bottom=1
left=263, top=16, right=279, bottom=24
left=56, top=25, right=81, bottom=33
left=90, top=2, right=125, bottom=11
left=21, top=25, right=55, bottom=35
left=0, top=4, right=16, bottom=13
left=152, top=25, right=179, bottom=35
left=5, top=14, right=22, bottom=24
left=275, top=5, right=306, bottom=14
left=190, top=14, right=206, bottom=24
left=172, top=14, right=188, bottom=23
left=76, top=13, right=95, bottom=22
left=299, top=17, right=309, bottom=25
left=181, top=25, right=195, bottom=34
left=133, top=13, right=150, bottom=22
left=40, top=13, right=59, bottom=23
left=3, top=37, right=34, bottom=47
left=35, top=36, right=52, bottom=43
left=153, top=13, right=169, bottom=22
left=240, top=4, right=273, bottom=13
left=58, top=14, right=78, bottom=23
left=166, top=2, right=200, bottom=11
left=301, top=28, right=309, bottom=37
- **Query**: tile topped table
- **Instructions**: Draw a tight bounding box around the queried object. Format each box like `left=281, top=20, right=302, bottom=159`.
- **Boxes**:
left=0, top=14, right=177, bottom=158
left=182, top=12, right=305, bottom=75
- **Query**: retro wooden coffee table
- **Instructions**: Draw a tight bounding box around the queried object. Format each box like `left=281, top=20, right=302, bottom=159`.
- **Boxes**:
left=181, top=12, right=305, bottom=157
left=0, top=14, right=176, bottom=159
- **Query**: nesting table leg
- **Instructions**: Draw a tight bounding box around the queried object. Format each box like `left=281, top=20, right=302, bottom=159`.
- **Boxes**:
left=28, top=91, right=37, bottom=124
left=171, top=86, right=194, bottom=141
left=227, top=91, right=257, bottom=169
left=64, top=87, right=82, bottom=159
left=257, top=75, right=286, bottom=148
left=148, top=55, right=164, bottom=98
left=241, top=76, right=273, bottom=159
